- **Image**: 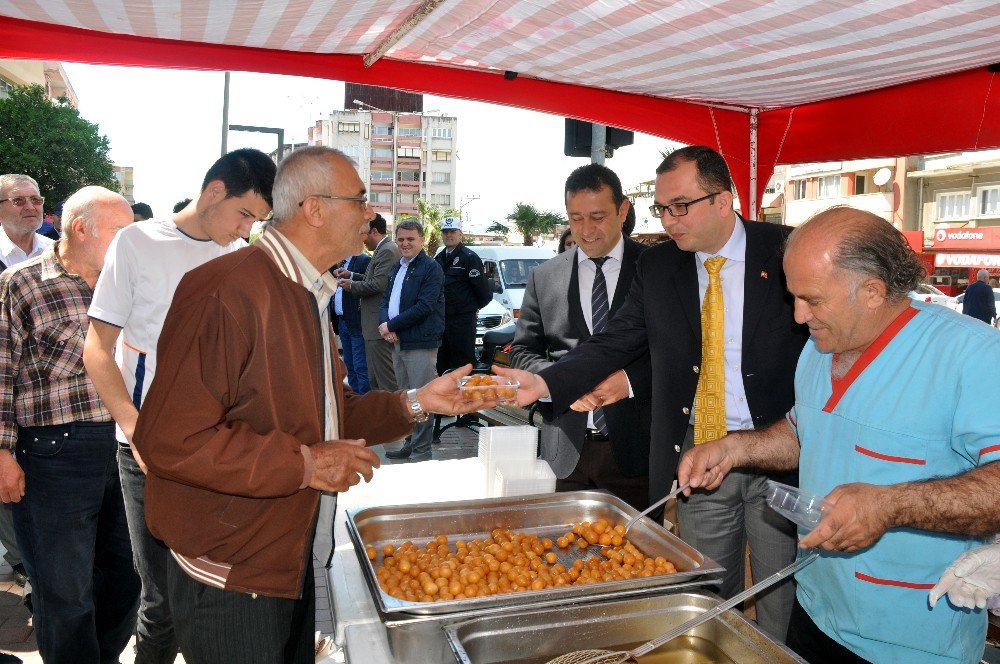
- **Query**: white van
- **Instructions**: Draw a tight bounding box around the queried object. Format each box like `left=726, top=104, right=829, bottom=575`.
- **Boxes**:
left=469, top=246, right=555, bottom=318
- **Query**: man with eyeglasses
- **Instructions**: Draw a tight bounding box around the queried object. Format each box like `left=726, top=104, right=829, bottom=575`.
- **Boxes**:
left=0, top=174, right=52, bottom=272
left=130, top=147, right=482, bottom=661
left=0, top=173, right=52, bottom=596
left=83, top=148, right=275, bottom=664
left=500, top=145, right=808, bottom=642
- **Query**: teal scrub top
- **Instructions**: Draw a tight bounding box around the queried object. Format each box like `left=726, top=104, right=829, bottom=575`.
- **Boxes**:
left=788, top=302, right=999, bottom=664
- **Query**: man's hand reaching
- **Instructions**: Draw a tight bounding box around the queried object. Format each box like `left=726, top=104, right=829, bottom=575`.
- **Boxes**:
left=570, top=369, right=630, bottom=411
left=308, top=439, right=380, bottom=493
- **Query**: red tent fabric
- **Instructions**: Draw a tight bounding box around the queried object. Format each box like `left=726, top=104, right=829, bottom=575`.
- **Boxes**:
left=1, top=2, right=998, bottom=216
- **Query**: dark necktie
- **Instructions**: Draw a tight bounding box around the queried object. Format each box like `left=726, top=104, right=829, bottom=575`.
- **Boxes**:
left=590, top=256, right=610, bottom=435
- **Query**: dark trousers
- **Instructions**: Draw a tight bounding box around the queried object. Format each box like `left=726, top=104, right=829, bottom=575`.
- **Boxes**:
left=119, top=447, right=179, bottom=663
left=786, top=596, right=872, bottom=664
left=437, top=311, right=477, bottom=374
left=13, top=423, right=140, bottom=664
left=338, top=320, right=370, bottom=394
left=556, top=437, right=650, bottom=512
left=168, top=554, right=315, bottom=664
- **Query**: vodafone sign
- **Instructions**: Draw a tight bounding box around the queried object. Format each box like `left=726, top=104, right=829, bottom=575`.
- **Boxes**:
left=934, top=254, right=1000, bottom=268
left=932, top=226, right=1000, bottom=249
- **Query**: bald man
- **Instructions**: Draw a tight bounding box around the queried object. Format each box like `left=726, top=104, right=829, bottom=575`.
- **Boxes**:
left=679, top=206, right=1000, bottom=664
left=0, top=186, right=139, bottom=663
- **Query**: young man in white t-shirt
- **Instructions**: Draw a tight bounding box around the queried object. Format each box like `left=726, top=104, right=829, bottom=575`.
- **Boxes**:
left=83, top=149, right=275, bottom=663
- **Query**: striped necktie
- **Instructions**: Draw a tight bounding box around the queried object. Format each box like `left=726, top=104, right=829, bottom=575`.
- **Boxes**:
left=590, top=256, right=610, bottom=435
left=694, top=256, right=727, bottom=444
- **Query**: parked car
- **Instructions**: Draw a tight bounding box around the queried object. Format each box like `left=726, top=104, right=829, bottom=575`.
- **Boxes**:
left=946, top=288, right=1000, bottom=315
left=469, top=246, right=555, bottom=318
left=476, top=299, right=512, bottom=352
left=908, top=283, right=950, bottom=306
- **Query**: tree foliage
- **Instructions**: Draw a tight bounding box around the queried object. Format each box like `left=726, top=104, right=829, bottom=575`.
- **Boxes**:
left=504, top=202, right=566, bottom=246
left=399, top=199, right=460, bottom=256
left=0, top=84, right=118, bottom=205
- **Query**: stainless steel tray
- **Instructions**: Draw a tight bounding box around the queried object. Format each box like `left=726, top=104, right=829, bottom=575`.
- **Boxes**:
left=346, top=490, right=723, bottom=617
left=445, top=591, right=806, bottom=664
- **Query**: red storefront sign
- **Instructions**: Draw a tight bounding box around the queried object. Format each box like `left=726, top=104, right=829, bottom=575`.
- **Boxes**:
left=930, top=227, right=1000, bottom=250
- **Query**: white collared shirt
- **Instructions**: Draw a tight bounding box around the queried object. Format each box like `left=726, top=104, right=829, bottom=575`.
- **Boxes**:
left=387, top=254, right=417, bottom=321
left=693, top=215, right=753, bottom=431
left=0, top=225, right=53, bottom=268
left=575, top=234, right=626, bottom=332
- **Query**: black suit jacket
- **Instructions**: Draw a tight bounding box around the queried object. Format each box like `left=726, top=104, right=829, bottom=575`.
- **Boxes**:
left=329, top=253, right=371, bottom=334
left=539, top=219, right=809, bottom=502
left=510, top=238, right=652, bottom=482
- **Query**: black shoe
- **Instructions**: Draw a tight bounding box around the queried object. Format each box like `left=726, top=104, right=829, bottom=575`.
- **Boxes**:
left=0, top=652, right=23, bottom=663
left=386, top=447, right=412, bottom=460
left=11, top=564, right=27, bottom=588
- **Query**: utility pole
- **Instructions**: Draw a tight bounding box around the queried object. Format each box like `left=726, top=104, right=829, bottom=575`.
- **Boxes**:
left=221, top=72, right=230, bottom=156
left=590, top=123, right=606, bottom=165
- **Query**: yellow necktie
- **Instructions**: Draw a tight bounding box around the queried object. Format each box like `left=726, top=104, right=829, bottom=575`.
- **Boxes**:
left=694, top=256, right=727, bottom=445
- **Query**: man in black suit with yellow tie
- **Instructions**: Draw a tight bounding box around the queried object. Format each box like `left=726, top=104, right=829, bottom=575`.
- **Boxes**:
left=501, top=146, right=809, bottom=642
left=509, top=164, right=651, bottom=510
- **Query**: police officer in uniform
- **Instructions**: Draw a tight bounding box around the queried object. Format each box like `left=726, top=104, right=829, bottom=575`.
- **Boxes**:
left=435, top=216, right=492, bottom=374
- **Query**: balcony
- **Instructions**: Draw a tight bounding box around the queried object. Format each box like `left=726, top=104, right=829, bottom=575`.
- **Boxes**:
left=370, top=157, right=393, bottom=168
left=370, top=181, right=392, bottom=192
left=397, top=204, right=419, bottom=216
left=397, top=158, right=420, bottom=171
left=397, top=136, right=421, bottom=148
left=397, top=181, right=420, bottom=192
left=371, top=134, right=394, bottom=144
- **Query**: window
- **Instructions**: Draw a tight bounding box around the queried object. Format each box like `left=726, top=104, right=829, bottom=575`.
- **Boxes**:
left=397, top=193, right=417, bottom=204
left=432, top=150, right=451, bottom=161
left=371, top=148, right=392, bottom=158
left=980, top=187, right=1000, bottom=217
left=431, top=127, right=452, bottom=139
left=398, top=127, right=421, bottom=136
left=432, top=172, right=451, bottom=184
left=373, top=123, right=392, bottom=135
left=792, top=180, right=807, bottom=200
left=341, top=145, right=359, bottom=158
left=397, top=147, right=420, bottom=158
left=854, top=174, right=867, bottom=195
left=817, top=175, right=840, bottom=199
left=371, top=170, right=393, bottom=181
left=397, top=171, right=419, bottom=182
left=936, top=192, right=972, bottom=221
left=371, top=192, right=392, bottom=203
left=430, top=194, right=451, bottom=205
left=337, top=121, right=360, bottom=133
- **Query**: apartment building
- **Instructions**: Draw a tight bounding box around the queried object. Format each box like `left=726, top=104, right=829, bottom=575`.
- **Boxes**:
left=0, top=59, right=78, bottom=107
left=307, top=109, right=457, bottom=222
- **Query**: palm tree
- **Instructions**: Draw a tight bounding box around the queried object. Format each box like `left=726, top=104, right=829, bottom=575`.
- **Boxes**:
left=503, top=202, right=566, bottom=246
left=402, top=199, right=460, bottom=256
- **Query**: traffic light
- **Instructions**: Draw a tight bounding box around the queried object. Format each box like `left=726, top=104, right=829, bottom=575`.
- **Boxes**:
left=564, top=119, right=634, bottom=158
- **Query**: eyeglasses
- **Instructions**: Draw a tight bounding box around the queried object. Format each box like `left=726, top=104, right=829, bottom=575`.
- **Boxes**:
left=649, top=192, right=720, bottom=218
left=298, top=194, right=368, bottom=207
left=0, top=196, right=44, bottom=207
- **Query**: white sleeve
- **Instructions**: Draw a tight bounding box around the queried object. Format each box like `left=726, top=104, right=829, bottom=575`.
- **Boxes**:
left=88, top=229, right=136, bottom=328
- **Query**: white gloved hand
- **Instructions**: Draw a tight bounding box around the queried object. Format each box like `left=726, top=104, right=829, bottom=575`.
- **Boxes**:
left=929, top=543, right=1000, bottom=610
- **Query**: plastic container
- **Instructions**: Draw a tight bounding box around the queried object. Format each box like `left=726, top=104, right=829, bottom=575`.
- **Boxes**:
left=765, top=480, right=829, bottom=530
left=493, top=459, right=557, bottom=497
left=457, top=374, right=519, bottom=404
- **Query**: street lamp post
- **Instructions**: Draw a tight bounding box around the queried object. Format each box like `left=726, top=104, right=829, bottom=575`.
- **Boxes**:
left=228, top=124, right=286, bottom=162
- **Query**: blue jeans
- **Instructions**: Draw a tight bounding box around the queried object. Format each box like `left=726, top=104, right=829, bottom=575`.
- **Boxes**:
left=13, top=422, right=140, bottom=664
left=339, top=320, right=370, bottom=394
left=119, top=447, right=179, bottom=664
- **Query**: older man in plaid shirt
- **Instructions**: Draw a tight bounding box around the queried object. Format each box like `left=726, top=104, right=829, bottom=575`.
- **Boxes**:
left=0, top=186, right=140, bottom=664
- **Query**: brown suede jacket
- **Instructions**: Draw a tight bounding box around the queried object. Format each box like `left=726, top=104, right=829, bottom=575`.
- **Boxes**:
left=134, top=246, right=413, bottom=599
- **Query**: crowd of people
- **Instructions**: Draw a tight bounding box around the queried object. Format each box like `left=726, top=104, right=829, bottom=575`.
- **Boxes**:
left=0, top=143, right=999, bottom=664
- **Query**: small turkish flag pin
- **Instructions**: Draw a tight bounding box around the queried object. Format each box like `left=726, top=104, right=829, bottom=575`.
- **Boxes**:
left=760, top=271, right=768, bottom=279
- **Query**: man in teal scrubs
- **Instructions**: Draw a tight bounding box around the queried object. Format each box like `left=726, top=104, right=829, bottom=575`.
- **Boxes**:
left=679, top=206, right=1000, bottom=664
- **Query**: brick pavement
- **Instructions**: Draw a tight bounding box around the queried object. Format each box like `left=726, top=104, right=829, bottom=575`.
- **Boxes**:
left=0, top=419, right=479, bottom=663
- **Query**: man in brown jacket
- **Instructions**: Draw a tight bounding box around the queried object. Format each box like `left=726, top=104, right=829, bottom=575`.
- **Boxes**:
left=133, top=146, right=488, bottom=664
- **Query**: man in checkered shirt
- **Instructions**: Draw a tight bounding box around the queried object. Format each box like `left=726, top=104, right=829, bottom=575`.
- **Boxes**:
left=0, top=186, right=140, bottom=664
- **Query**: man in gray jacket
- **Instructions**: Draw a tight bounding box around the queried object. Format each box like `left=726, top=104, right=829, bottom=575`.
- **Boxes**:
left=336, top=214, right=400, bottom=391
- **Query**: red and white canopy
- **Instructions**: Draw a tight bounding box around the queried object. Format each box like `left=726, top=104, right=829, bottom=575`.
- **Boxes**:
left=2, top=0, right=999, bottom=214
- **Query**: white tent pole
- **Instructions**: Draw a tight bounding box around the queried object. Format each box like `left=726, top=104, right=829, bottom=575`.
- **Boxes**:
left=749, top=108, right=759, bottom=221
left=364, top=0, right=447, bottom=68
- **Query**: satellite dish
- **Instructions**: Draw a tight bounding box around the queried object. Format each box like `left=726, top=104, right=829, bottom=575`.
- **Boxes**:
left=873, top=168, right=892, bottom=186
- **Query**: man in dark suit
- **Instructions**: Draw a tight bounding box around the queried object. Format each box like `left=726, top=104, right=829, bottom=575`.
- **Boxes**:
left=336, top=214, right=400, bottom=391
left=509, top=164, right=651, bottom=510
left=331, top=252, right=372, bottom=393
left=962, top=268, right=996, bottom=325
left=501, top=146, right=809, bottom=642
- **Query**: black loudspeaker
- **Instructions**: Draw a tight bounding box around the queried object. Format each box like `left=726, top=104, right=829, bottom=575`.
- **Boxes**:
left=564, top=119, right=634, bottom=158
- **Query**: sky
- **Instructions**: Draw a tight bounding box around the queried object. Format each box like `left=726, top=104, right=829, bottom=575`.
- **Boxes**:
left=63, top=63, right=679, bottom=233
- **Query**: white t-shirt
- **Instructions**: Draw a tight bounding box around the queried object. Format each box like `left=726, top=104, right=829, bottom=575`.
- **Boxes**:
left=88, top=218, right=245, bottom=441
